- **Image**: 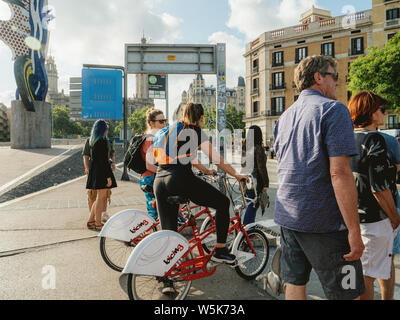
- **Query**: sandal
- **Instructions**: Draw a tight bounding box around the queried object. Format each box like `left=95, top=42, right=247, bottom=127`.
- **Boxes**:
left=87, top=221, right=96, bottom=230
left=94, top=223, right=104, bottom=231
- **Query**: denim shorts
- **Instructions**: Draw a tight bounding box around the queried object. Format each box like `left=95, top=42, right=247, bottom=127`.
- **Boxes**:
left=280, top=227, right=365, bottom=300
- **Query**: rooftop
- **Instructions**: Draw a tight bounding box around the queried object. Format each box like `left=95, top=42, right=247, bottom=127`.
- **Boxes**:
left=246, top=8, right=372, bottom=53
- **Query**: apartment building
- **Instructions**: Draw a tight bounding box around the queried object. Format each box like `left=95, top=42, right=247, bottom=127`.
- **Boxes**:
left=244, top=0, right=400, bottom=143
left=0, top=103, right=10, bottom=142
left=181, top=74, right=245, bottom=112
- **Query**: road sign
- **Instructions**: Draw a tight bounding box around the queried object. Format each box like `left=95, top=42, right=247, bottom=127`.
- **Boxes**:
left=148, top=74, right=166, bottom=99
left=81, top=68, right=123, bottom=120
left=125, top=44, right=217, bottom=74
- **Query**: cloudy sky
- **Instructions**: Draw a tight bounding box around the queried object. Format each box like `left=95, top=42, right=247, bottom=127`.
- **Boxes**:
left=0, top=0, right=370, bottom=119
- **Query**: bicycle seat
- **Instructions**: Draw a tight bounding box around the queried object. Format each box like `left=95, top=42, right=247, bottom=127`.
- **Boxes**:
left=167, top=195, right=190, bottom=205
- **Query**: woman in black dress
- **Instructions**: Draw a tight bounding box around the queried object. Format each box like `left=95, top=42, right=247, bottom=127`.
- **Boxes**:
left=86, top=120, right=117, bottom=231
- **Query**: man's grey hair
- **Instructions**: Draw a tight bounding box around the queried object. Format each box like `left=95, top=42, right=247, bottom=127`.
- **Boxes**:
left=294, top=55, right=337, bottom=92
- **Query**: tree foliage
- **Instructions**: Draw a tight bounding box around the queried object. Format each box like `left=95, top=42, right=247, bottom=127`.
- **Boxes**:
left=52, top=106, right=79, bottom=138
left=348, top=33, right=400, bottom=112
left=203, top=104, right=245, bottom=132
left=52, top=106, right=121, bottom=138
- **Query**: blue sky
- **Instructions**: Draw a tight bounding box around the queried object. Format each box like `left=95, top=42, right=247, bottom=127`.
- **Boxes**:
left=0, top=0, right=373, bottom=118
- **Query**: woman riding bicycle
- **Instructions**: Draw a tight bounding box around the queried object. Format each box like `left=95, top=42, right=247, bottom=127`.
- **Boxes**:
left=153, top=102, right=248, bottom=273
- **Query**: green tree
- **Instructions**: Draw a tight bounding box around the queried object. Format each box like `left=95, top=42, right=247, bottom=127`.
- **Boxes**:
left=128, top=107, right=150, bottom=135
left=203, top=104, right=245, bottom=132
left=348, top=33, right=400, bottom=112
left=226, top=104, right=245, bottom=131
left=52, top=106, right=78, bottom=138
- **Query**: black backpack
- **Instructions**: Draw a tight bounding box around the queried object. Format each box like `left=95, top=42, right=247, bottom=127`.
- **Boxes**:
left=123, top=134, right=150, bottom=174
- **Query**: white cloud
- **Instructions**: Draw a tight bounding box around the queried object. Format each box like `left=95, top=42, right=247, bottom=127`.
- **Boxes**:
left=0, top=90, right=15, bottom=108
left=0, top=1, right=11, bottom=20
left=227, top=0, right=318, bottom=40
left=208, top=31, right=245, bottom=88
left=49, top=0, right=184, bottom=94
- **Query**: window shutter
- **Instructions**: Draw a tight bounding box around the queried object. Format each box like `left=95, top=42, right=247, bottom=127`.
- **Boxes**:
left=332, top=42, right=335, bottom=57
left=295, top=48, right=299, bottom=63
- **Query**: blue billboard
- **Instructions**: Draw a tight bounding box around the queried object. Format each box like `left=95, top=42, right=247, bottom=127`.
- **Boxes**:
left=82, top=68, right=123, bottom=120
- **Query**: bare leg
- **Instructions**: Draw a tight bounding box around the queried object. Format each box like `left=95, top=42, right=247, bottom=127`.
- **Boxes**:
left=285, top=284, right=307, bottom=300
left=360, top=276, right=376, bottom=300
left=377, top=259, right=395, bottom=300
left=95, top=189, right=108, bottom=224
left=87, top=190, right=96, bottom=223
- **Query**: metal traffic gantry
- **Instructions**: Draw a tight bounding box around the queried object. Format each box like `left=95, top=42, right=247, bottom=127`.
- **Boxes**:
left=124, top=43, right=227, bottom=191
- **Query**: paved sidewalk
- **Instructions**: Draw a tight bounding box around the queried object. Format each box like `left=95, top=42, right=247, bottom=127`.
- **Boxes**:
left=0, top=169, right=274, bottom=300
left=0, top=145, right=78, bottom=188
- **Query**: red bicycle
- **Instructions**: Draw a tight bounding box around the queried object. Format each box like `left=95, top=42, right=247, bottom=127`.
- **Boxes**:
left=122, top=173, right=270, bottom=300
left=99, top=174, right=215, bottom=272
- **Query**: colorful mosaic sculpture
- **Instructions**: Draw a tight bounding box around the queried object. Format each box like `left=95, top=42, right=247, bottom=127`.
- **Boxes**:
left=0, top=0, right=52, bottom=112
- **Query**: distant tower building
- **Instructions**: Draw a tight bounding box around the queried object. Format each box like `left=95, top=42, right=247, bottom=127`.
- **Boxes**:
left=129, top=36, right=154, bottom=116
left=136, top=38, right=149, bottom=99
left=45, top=56, right=70, bottom=109
left=46, top=56, right=58, bottom=96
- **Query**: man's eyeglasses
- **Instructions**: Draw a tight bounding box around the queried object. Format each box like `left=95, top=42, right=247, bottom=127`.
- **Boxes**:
left=321, top=72, right=339, bottom=82
left=379, top=106, right=386, bottom=114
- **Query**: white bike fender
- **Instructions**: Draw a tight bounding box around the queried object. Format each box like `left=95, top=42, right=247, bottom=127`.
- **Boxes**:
left=98, top=209, right=156, bottom=242
left=231, top=222, right=259, bottom=255
left=122, top=230, right=190, bottom=276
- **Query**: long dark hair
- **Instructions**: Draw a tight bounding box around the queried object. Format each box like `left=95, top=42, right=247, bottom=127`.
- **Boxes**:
left=89, top=119, right=108, bottom=147
left=247, top=125, right=263, bottom=147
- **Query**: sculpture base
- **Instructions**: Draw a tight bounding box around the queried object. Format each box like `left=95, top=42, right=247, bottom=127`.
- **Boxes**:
left=10, top=100, right=52, bottom=149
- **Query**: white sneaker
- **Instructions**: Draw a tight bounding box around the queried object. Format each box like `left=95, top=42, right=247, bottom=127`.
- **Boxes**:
left=101, top=212, right=109, bottom=223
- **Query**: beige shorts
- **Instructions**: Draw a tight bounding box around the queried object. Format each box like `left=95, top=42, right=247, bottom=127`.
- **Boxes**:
left=360, top=218, right=395, bottom=280
left=87, top=189, right=112, bottom=205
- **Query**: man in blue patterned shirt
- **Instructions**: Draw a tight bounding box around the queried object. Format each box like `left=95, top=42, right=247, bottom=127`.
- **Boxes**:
left=273, top=55, right=365, bottom=300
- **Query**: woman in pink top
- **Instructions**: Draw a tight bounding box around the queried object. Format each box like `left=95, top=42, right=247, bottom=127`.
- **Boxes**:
left=139, top=108, right=167, bottom=220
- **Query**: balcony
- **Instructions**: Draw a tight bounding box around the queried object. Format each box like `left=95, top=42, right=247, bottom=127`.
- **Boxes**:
left=349, top=49, right=364, bottom=56
left=251, top=88, right=259, bottom=96
left=270, top=83, right=286, bottom=91
left=270, top=110, right=284, bottom=116
left=272, top=61, right=284, bottom=68
left=385, top=18, right=400, bottom=30
left=387, top=123, right=400, bottom=129
left=264, top=10, right=371, bottom=42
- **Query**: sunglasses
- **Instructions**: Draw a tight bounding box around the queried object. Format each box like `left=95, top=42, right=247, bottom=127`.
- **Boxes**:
left=153, top=119, right=167, bottom=124
left=321, top=72, right=339, bottom=82
left=379, top=106, right=386, bottom=114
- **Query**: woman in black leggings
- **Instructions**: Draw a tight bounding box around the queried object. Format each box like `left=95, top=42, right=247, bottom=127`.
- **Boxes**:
left=153, top=103, right=248, bottom=276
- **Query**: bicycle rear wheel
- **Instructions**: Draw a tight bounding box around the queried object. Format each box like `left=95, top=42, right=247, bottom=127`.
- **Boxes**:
left=99, top=237, right=135, bottom=272
left=127, top=252, right=193, bottom=300
left=234, top=229, right=269, bottom=280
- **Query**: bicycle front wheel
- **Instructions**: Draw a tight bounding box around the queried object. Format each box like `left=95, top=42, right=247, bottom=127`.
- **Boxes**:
left=200, top=218, right=236, bottom=254
left=127, top=252, right=193, bottom=300
left=234, top=229, right=269, bottom=280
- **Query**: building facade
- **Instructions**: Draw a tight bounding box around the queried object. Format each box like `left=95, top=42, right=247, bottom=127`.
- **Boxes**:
left=45, top=56, right=70, bottom=109
left=244, top=0, right=400, bottom=143
left=181, top=74, right=246, bottom=112
left=0, top=103, right=10, bottom=142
